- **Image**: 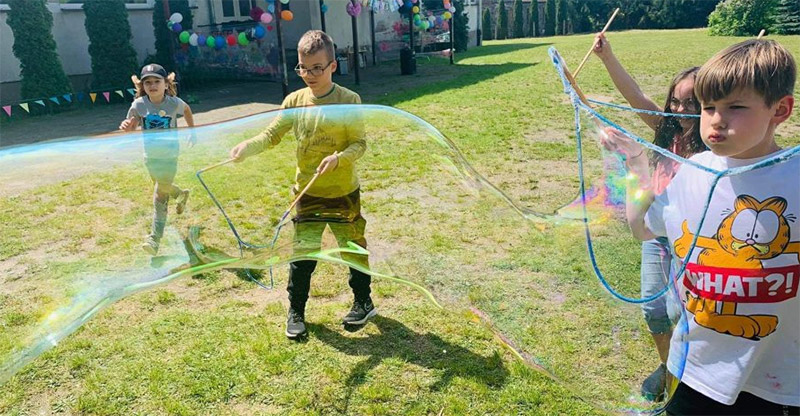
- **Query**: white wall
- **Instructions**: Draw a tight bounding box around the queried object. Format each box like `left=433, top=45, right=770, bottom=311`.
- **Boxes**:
left=306, top=1, right=374, bottom=52
left=0, top=1, right=157, bottom=84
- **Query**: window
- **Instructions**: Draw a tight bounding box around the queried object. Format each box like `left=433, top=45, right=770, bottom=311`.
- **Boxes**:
left=219, top=0, right=255, bottom=19
left=238, top=0, right=252, bottom=17
left=221, top=0, right=235, bottom=17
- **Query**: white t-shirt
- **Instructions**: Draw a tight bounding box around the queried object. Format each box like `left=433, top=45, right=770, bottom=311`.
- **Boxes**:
left=646, top=150, right=799, bottom=406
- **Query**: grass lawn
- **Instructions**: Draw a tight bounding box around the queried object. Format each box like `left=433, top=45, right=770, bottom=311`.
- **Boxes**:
left=1, top=29, right=799, bottom=415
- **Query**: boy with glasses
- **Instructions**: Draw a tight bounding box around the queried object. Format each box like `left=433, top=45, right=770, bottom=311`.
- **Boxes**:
left=230, top=30, right=374, bottom=339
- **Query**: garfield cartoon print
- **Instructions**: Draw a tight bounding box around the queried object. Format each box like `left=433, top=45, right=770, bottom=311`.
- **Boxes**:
left=674, top=194, right=800, bottom=340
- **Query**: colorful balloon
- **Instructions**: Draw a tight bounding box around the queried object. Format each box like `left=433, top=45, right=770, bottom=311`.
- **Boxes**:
left=254, top=25, right=266, bottom=39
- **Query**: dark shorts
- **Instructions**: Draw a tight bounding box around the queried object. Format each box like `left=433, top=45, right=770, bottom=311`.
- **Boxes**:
left=666, top=382, right=799, bottom=415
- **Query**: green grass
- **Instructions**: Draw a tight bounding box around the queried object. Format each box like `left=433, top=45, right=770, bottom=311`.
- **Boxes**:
left=1, top=29, right=799, bottom=415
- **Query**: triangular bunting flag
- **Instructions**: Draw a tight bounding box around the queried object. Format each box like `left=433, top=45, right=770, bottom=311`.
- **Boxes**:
left=49, top=97, right=59, bottom=105
left=62, top=94, right=72, bottom=103
left=102, top=92, right=111, bottom=102
left=115, top=90, right=124, bottom=98
left=20, top=103, right=29, bottom=113
left=34, top=100, right=46, bottom=106
left=77, top=92, right=86, bottom=102
left=90, top=93, right=97, bottom=103
left=2, top=106, right=11, bottom=117
left=127, top=88, right=136, bottom=96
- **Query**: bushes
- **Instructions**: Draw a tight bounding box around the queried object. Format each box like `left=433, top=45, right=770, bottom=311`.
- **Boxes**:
left=772, top=0, right=800, bottom=35
left=452, top=0, right=469, bottom=52
left=496, top=0, right=508, bottom=40
left=83, top=0, right=139, bottom=90
left=511, top=0, right=523, bottom=38
left=528, top=0, right=539, bottom=37
left=482, top=8, right=493, bottom=41
left=544, top=0, right=555, bottom=36
left=708, top=0, right=776, bottom=36
left=6, top=0, right=72, bottom=100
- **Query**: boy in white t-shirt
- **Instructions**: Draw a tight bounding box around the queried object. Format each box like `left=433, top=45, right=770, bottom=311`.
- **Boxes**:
left=612, top=39, right=799, bottom=414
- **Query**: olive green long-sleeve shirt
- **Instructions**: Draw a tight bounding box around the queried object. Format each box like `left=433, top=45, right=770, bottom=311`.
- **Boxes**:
left=239, top=83, right=365, bottom=198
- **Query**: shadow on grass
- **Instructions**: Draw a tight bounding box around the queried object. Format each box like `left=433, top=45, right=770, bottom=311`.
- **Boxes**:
left=459, top=42, right=552, bottom=59
left=309, top=315, right=508, bottom=412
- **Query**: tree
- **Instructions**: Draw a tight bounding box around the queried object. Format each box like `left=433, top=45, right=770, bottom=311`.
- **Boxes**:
left=511, top=0, right=524, bottom=38
left=544, top=0, right=556, bottom=36
left=772, top=0, right=800, bottom=34
left=482, top=7, right=493, bottom=41
left=528, top=0, right=539, bottom=37
left=496, top=0, right=508, bottom=40
left=152, top=0, right=193, bottom=73
left=708, top=0, right=777, bottom=36
left=6, top=0, right=72, bottom=100
left=83, top=0, right=139, bottom=90
left=555, top=0, right=569, bottom=34
left=452, top=0, right=469, bottom=52
left=572, top=1, right=592, bottom=33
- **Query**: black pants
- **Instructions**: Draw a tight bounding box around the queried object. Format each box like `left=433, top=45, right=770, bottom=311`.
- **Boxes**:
left=287, top=189, right=371, bottom=311
left=666, top=382, right=799, bottom=415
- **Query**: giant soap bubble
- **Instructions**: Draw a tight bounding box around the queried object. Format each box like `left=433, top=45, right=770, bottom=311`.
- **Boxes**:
left=9, top=55, right=798, bottom=413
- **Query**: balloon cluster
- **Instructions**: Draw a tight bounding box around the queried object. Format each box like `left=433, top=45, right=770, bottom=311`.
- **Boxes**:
left=168, top=0, right=295, bottom=51
left=404, top=0, right=454, bottom=31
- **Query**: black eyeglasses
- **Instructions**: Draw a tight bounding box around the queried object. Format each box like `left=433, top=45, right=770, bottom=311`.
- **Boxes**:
left=295, top=60, right=334, bottom=77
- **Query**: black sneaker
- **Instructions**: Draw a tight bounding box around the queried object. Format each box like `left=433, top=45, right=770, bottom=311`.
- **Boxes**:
left=342, top=298, right=377, bottom=325
left=285, top=308, right=307, bottom=339
left=641, top=363, right=667, bottom=401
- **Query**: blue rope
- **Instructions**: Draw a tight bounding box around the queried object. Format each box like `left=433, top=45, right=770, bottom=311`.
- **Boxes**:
left=196, top=167, right=275, bottom=290
left=587, top=99, right=700, bottom=118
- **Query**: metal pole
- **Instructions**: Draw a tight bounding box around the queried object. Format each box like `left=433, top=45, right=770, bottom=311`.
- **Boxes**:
left=370, top=9, right=376, bottom=65
left=449, top=12, right=454, bottom=64
left=477, top=0, right=482, bottom=46
left=351, top=0, right=360, bottom=85
left=408, top=6, right=414, bottom=52
left=319, top=0, right=326, bottom=32
left=275, top=1, right=289, bottom=97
